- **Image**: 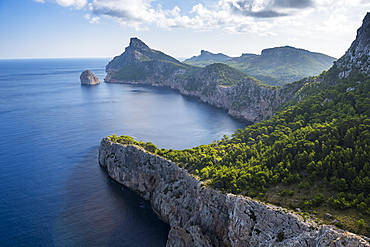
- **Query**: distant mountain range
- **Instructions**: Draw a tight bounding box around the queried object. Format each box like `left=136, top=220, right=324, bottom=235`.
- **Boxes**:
left=104, top=38, right=336, bottom=123
left=184, top=46, right=336, bottom=86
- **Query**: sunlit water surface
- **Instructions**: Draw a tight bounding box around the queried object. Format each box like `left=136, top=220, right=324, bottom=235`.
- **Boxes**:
left=0, top=58, right=245, bottom=246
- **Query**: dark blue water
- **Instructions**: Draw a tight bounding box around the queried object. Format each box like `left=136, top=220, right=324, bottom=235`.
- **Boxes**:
left=0, top=58, right=245, bottom=246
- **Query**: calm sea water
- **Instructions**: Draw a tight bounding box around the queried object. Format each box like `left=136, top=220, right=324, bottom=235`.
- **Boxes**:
left=0, top=58, right=245, bottom=246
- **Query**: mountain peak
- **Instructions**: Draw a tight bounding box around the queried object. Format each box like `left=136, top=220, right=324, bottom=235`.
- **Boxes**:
left=336, top=12, right=370, bottom=77
left=129, top=37, right=149, bottom=50
left=349, top=12, right=370, bottom=57
left=185, top=50, right=231, bottom=64
left=261, top=46, right=307, bottom=56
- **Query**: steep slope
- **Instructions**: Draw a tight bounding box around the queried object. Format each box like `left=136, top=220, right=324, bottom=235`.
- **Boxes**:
left=230, top=46, right=336, bottom=85
left=104, top=38, right=304, bottom=123
left=158, top=12, right=370, bottom=237
left=101, top=12, right=370, bottom=245
left=100, top=137, right=370, bottom=246
left=334, top=12, right=370, bottom=78
left=183, top=46, right=336, bottom=86
left=105, top=37, right=194, bottom=83
left=184, top=50, right=232, bottom=66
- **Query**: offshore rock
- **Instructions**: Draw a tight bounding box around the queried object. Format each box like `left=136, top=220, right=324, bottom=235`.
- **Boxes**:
left=99, top=138, right=370, bottom=247
left=80, top=70, right=100, bottom=85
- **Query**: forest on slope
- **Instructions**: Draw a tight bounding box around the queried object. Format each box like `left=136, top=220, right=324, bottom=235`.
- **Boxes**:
left=107, top=13, right=370, bottom=237
left=110, top=68, right=370, bottom=236
left=184, top=46, right=336, bottom=86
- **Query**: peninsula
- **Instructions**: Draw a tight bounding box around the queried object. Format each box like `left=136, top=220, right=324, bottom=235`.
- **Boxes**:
left=100, top=12, right=370, bottom=246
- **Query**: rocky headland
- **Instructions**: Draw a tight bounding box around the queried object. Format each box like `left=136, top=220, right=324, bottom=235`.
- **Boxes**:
left=99, top=12, right=370, bottom=246
left=104, top=37, right=307, bottom=123
left=99, top=138, right=370, bottom=247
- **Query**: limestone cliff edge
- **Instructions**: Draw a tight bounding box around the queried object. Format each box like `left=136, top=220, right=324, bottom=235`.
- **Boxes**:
left=99, top=137, right=369, bottom=247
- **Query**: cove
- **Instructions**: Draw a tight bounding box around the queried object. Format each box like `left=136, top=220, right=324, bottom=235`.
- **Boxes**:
left=0, top=58, right=245, bottom=246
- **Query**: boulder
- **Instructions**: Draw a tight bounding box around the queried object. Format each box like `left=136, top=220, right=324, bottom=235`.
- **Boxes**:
left=80, top=70, right=100, bottom=85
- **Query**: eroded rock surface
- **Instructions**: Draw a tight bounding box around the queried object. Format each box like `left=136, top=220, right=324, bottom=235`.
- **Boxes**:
left=99, top=138, right=370, bottom=247
left=80, top=70, right=100, bottom=85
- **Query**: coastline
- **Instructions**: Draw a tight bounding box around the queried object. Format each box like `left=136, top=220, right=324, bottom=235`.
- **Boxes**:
left=99, top=137, right=370, bottom=247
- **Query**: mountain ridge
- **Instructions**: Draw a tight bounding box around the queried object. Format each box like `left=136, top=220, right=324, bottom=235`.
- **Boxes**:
left=104, top=38, right=303, bottom=123
left=184, top=45, right=336, bottom=85
left=102, top=12, right=370, bottom=243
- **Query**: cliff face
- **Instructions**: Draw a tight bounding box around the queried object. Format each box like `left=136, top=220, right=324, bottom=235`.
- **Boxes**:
left=104, top=38, right=300, bottom=123
left=99, top=138, right=370, bottom=247
left=335, top=12, right=370, bottom=78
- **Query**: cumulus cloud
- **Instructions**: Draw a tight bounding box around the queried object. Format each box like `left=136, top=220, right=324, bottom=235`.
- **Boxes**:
left=33, top=0, right=87, bottom=8
left=84, top=13, right=101, bottom=23
left=90, top=0, right=155, bottom=22
left=55, top=0, right=87, bottom=9
left=33, top=0, right=370, bottom=36
left=226, top=0, right=314, bottom=18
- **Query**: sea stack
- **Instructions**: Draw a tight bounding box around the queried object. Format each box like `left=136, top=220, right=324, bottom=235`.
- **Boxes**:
left=80, top=70, right=100, bottom=85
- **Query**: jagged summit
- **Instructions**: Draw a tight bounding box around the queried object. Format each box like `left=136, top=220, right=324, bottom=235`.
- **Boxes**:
left=129, top=37, right=149, bottom=50
left=336, top=12, right=370, bottom=77
left=105, top=37, right=181, bottom=74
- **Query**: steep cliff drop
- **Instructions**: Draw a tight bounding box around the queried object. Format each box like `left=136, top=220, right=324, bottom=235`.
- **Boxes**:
left=103, top=38, right=307, bottom=123
left=99, top=12, right=370, bottom=246
left=99, top=138, right=369, bottom=247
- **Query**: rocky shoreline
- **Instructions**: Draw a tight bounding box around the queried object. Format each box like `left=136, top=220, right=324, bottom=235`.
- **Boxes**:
left=99, top=138, right=370, bottom=247
left=103, top=37, right=305, bottom=123
left=104, top=73, right=305, bottom=123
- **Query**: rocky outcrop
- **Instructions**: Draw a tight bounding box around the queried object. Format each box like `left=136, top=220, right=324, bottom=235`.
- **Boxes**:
left=104, top=38, right=302, bottom=123
left=80, top=70, right=100, bottom=85
left=99, top=138, right=370, bottom=247
left=335, top=12, right=370, bottom=78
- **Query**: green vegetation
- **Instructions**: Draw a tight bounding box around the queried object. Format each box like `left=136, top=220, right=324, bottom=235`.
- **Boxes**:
left=184, top=46, right=336, bottom=86
left=110, top=70, right=370, bottom=236
left=109, top=134, right=157, bottom=153
left=184, top=50, right=232, bottom=67
left=107, top=37, right=370, bottom=237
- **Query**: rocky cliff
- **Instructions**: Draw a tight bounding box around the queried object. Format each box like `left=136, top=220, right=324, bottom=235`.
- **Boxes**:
left=99, top=138, right=370, bottom=247
left=104, top=38, right=304, bottom=123
left=335, top=12, right=370, bottom=78
left=104, top=12, right=370, bottom=123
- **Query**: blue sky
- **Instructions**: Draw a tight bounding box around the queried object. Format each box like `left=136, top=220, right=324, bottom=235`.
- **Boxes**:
left=0, top=0, right=369, bottom=59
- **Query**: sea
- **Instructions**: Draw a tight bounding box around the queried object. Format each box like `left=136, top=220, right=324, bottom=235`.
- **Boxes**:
left=0, top=58, right=245, bottom=246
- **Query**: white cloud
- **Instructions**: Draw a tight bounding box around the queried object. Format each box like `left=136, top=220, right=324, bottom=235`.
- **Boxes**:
left=55, top=0, right=87, bottom=9
left=36, top=0, right=370, bottom=38
left=84, top=13, right=100, bottom=23
left=33, top=0, right=87, bottom=8
left=318, top=13, right=349, bottom=32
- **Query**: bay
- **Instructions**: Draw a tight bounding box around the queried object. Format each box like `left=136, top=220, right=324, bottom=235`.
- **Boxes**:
left=0, top=58, right=245, bottom=246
